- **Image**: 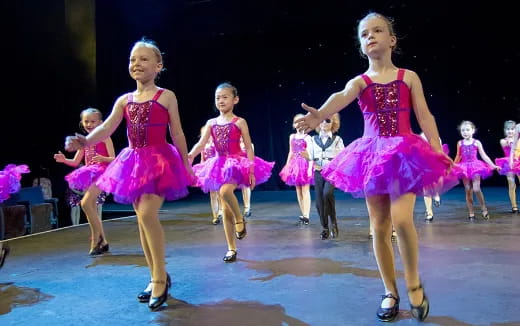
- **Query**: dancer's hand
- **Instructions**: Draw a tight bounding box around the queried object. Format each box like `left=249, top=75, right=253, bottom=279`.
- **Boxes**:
left=54, top=151, right=66, bottom=163
left=65, top=133, right=87, bottom=152
left=296, top=103, right=322, bottom=133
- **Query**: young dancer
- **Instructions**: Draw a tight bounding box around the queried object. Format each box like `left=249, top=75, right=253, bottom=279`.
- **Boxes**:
left=189, top=82, right=274, bottom=263
left=309, top=113, right=344, bottom=238
left=296, top=12, right=457, bottom=322
left=198, top=125, right=222, bottom=224
left=65, top=39, right=192, bottom=311
left=420, top=132, right=450, bottom=222
left=279, top=113, right=314, bottom=224
left=453, top=121, right=498, bottom=220
left=240, top=137, right=253, bottom=217
left=0, top=164, right=30, bottom=269
left=54, top=108, right=114, bottom=230
left=495, top=120, right=519, bottom=213
left=510, top=123, right=520, bottom=176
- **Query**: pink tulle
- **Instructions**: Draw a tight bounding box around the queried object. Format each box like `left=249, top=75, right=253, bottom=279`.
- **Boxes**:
left=495, top=156, right=520, bottom=176
left=454, top=160, right=494, bottom=179
left=321, top=134, right=458, bottom=199
left=0, top=164, right=30, bottom=203
left=193, top=154, right=274, bottom=193
left=96, top=143, right=190, bottom=204
left=65, top=164, right=107, bottom=192
left=279, top=157, right=314, bottom=186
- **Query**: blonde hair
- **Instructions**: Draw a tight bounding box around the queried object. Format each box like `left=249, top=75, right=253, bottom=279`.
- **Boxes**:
left=292, top=114, right=305, bottom=129
left=79, top=107, right=103, bottom=132
left=315, top=113, right=341, bottom=133
left=131, top=38, right=165, bottom=78
left=357, top=12, right=399, bottom=57
left=504, top=120, right=516, bottom=136
left=457, top=120, right=476, bottom=133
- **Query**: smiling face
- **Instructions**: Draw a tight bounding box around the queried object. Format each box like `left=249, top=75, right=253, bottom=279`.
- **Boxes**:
left=214, top=87, right=239, bottom=114
left=81, top=111, right=102, bottom=134
left=128, top=45, right=163, bottom=82
left=358, top=15, right=396, bottom=58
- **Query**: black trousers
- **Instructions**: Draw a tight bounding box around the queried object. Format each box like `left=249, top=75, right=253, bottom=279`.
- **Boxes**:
left=314, top=170, right=337, bottom=229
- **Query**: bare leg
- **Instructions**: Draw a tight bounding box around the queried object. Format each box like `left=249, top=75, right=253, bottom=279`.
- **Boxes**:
left=295, top=186, right=304, bottom=216
left=242, top=187, right=251, bottom=215
left=80, top=185, right=107, bottom=249
left=390, top=193, right=423, bottom=306
left=462, top=178, right=474, bottom=217
left=301, top=184, right=311, bottom=218
left=506, top=173, right=517, bottom=209
left=220, top=184, right=242, bottom=254
left=133, top=194, right=167, bottom=298
left=366, top=195, right=397, bottom=307
left=423, top=196, right=433, bottom=218
left=472, top=176, right=487, bottom=215
left=209, top=191, right=220, bottom=222
left=97, top=204, right=103, bottom=221
left=70, top=205, right=80, bottom=225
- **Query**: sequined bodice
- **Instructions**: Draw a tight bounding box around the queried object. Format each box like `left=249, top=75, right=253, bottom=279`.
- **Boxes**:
left=291, top=138, right=307, bottom=156
left=84, top=142, right=109, bottom=166
left=211, top=118, right=241, bottom=156
left=358, top=69, right=412, bottom=137
left=460, top=141, right=478, bottom=162
left=124, top=89, right=168, bottom=148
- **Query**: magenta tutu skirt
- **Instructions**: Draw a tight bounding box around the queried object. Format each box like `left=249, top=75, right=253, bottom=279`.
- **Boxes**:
left=279, top=157, right=314, bottom=186
left=0, top=164, right=30, bottom=203
left=321, top=134, right=458, bottom=199
left=193, top=154, right=274, bottom=193
left=454, top=160, right=494, bottom=180
left=65, top=164, right=107, bottom=192
left=96, top=144, right=190, bottom=204
left=495, top=157, right=518, bottom=176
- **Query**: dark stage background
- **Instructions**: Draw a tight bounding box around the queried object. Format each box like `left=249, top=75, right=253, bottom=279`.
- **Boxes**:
left=2, top=0, right=519, bottom=226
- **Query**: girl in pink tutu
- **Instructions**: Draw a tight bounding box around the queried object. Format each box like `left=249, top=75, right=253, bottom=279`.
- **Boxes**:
left=65, top=39, right=192, bottom=311
left=198, top=125, right=222, bottom=225
left=279, top=114, right=313, bottom=224
left=0, top=164, right=29, bottom=268
left=420, top=132, right=450, bottom=222
left=454, top=120, right=498, bottom=220
left=189, top=82, right=274, bottom=263
left=239, top=137, right=253, bottom=217
left=296, top=12, right=457, bottom=322
left=54, top=108, right=115, bottom=231
left=495, top=120, right=519, bottom=213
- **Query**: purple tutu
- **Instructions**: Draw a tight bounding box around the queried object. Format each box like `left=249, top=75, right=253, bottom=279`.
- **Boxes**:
left=495, top=157, right=514, bottom=175
left=65, top=164, right=107, bottom=192
left=193, top=154, right=274, bottom=193
left=96, top=143, right=190, bottom=204
left=454, top=160, right=494, bottom=179
left=279, top=157, right=314, bottom=186
left=321, top=134, right=458, bottom=199
left=0, top=164, right=30, bottom=203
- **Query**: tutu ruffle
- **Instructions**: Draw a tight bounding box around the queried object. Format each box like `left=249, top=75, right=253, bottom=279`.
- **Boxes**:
left=193, top=154, right=274, bottom=193
left=454, top=160, right=494, bottom=180
left=279, top=156, right=314, bottom=186
left=0, top=164, right=30, bottom=203
left=65, top=164, right=107, bottom=192
left=96, top=143, right=190, bottom=204
left=321, top=134, right=457, bottom=199
left=495, top=157, right=514, bottom=175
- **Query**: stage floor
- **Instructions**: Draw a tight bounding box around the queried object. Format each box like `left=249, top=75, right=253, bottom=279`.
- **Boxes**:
left=1, top=187, right=519, bottom=326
